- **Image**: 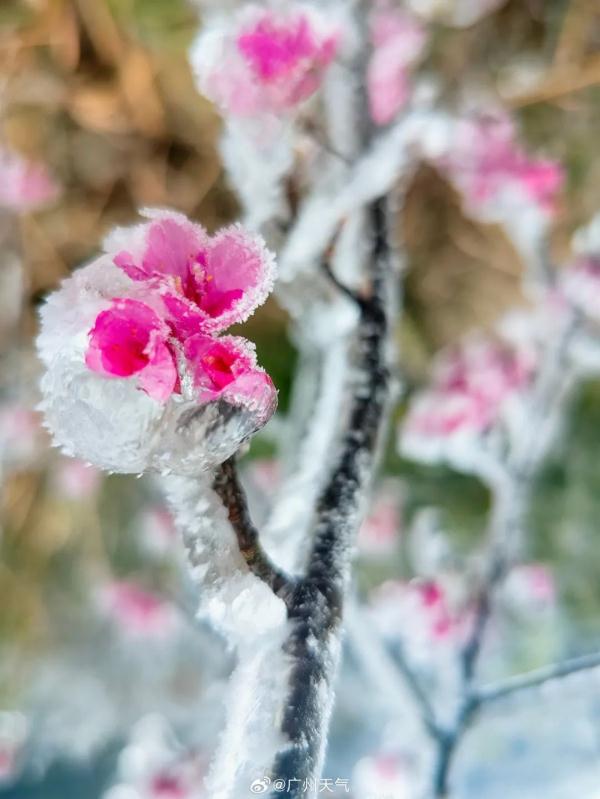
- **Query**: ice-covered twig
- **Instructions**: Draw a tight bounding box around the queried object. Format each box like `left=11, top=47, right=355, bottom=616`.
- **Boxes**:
left=213, top=457, right=294, bottom=598
left=429, top=310, right=582, bottom=798
left=269, top=199, right=390, bottom=795
left=474, top=649, right=600, bottom=706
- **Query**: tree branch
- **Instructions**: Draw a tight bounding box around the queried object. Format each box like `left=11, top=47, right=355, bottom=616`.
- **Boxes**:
left=213, top=457, right=294, bottom=600
left=474, top=649, right=600, bottom=706
left=269, top=199, right=391, bottom=796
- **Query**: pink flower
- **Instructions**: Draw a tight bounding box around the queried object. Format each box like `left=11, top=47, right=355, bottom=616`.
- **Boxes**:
left=186, top=334, right=277, bottom=425
left=404, top=338, right=535, bottom=439
left=110, top=212, right=276, bottom=335
left=0, top=148, right=59, bottom=211
left=440, top=112, right=564, bottom=217
left=193, top=4, right=338, bottom=117
left=370, top=579, right=465, bottom=648
left=86, top=299, right=178, bottom=404
left=367, top=4, right=427, bottom=125
left=99, top=581, right=178, bottom=638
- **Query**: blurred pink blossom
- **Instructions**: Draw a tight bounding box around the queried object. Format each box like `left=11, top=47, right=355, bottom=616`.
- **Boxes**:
left=403, top=338, right=535, bottom=440
left=370, top=578, right=468, bottom=649
left=192, top=4, right=338, bottom=117
left=353, top=752, right=411, bottom=799
left=99, top=581, right=179, bottom=638
left=0, top=148, right=59, bottom=211
left=138, top=507, right=178, bottom=556
left=0, top=404, right=44, bottom=469
left=367, top=4, right=427, bottom=125
left=357, top=490, right=402, bottom=556
left=54, top=458, right=101, bottom=500
left=440, top=112, right=564, bottom=217
left=505, top=563, right=556, bottom=611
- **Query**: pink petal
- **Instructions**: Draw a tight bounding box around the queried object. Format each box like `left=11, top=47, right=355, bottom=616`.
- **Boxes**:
left=138, top=338, right=179, bottom=404
left=184, top=334, right=256, bottom=400
left=195, top=225, right=276, bottom=332
left=85, top=299, right=177, bottom=404
left=113, top=216, right=207, bottom=284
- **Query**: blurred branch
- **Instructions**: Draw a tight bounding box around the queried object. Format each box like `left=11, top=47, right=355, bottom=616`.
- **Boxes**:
left=475, top=650, right=600, bottom=706
left=270, top=199, right=391, bottom=795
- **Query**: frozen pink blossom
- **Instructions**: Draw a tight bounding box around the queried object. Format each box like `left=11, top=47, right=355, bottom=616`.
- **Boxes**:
left=86, top=299, right=178, bottom=404
left=38, top=209, right=278, bottom=473
left=403, top=338, right=535, bottom=440
left=99, top=580, right=179, bottom=638
left=184, top=333, right=276, bottom=423
left=103, top=717, right=207, bottom=799
left=192, top=4, right=338, bottom=117
left=440, top=112, right=564, bottom=217
left=0, top=147, right=59, bottom=211
left=367, top=4, right=427, bottom=125
left=109, top=211, right=276, bottom=335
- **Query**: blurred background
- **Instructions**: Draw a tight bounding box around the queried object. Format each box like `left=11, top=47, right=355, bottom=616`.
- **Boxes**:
left=0, top=0, right=599, bottom=796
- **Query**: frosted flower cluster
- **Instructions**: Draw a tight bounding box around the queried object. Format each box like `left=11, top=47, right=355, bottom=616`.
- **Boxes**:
left=400, top=337, right=535, bottom=472
left=103, top=716, right=206, bottom=799
left=438, top=111, right=564, bottom=225
left=191, top=3, right=338, bottom=118
left=37, top=209, right=277, bottom=474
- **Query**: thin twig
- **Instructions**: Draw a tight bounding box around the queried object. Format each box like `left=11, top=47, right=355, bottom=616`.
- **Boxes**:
left=475, top=650, right=600, bottom=706
left=213, top=457, right=294, bottom=599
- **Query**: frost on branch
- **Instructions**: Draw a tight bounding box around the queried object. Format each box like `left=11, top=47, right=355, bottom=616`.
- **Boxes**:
left=190, top=2, right=338, bottom=119
left=37, top=208, right=277, bottom=474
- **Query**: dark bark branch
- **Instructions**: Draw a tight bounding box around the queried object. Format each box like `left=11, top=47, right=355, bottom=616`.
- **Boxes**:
left=474, top=649, right=600, bottom=706
left=213, top=457, right=294, bottom=600
left=269, top=199, right=390, bottom=796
